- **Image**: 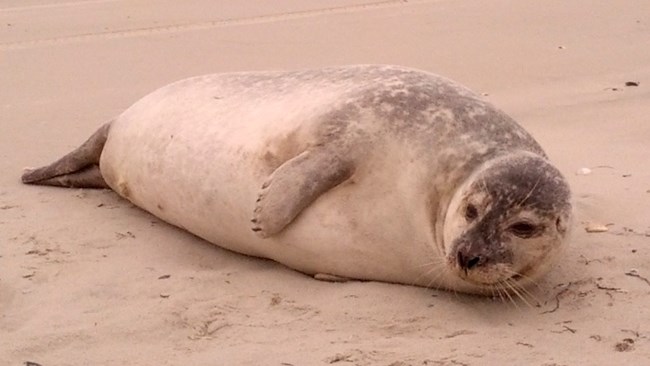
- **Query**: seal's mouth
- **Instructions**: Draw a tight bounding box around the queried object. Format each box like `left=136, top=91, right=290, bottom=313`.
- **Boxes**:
left=460, top=273, right=520, bottom=286
left=448, top=253, right=519, bottom=286
left=457, top=270, right=515, bottom=286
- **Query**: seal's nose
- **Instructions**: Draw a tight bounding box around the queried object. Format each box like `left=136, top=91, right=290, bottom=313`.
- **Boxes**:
left=457, top=251, right=482, bottom=270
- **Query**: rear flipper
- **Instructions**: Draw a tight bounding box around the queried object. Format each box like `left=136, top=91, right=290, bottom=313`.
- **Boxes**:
left=21, top=122, right=111, bottom=188
left=26, top=165, right=109, bottom=188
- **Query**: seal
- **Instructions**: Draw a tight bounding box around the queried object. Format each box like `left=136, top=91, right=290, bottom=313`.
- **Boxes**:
left=21, top=65, right=572, bottom=296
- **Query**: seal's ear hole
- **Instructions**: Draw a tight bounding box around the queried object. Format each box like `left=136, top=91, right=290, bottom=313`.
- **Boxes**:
left=508, top=222, right=537, bottom=238
left=464, top=204, right=478, bottom=222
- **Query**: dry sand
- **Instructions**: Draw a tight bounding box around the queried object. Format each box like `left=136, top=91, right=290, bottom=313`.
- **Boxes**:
left=1, top=0, right=649, bottom=364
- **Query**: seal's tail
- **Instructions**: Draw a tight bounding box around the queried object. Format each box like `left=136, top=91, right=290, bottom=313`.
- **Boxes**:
left=21, top=122, right=112, bottom=188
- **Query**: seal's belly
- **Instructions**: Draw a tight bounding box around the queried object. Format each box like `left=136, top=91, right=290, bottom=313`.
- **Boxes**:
left=100, top=80, right=308, bottom=256
left=98, top=74, right=436, bottom=282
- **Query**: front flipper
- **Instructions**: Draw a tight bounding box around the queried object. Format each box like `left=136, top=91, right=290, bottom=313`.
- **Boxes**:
left=251, top=148, right=354, bottom=238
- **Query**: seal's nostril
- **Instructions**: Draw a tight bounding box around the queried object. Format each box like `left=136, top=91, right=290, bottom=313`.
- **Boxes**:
left=466, top=256, right=481, bottom=269
left=457, top=251, right=466, bottom=269
left=458, top=251, right=481, bottom=270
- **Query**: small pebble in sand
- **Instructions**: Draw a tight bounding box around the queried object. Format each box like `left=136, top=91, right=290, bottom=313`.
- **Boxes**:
left=585, top=223, right=609, bottom=233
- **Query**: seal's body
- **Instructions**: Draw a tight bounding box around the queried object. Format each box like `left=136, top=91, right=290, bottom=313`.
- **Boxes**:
left=22, top=65, right=572, bottom=295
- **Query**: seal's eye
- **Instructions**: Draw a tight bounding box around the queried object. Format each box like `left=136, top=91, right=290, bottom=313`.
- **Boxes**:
left=464, top=204, right=478, bottom=221
left=508, top=222, right=538, bottom=238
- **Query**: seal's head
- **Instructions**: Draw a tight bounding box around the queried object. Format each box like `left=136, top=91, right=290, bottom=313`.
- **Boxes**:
left=442, top=152, right=572, bottom=294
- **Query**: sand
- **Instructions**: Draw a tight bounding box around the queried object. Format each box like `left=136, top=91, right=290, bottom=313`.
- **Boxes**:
left=1, top=0, right=649, bottom=364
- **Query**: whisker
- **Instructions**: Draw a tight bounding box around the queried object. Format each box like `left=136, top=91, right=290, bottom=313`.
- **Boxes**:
left=481, top=177, right=489, bottom=196
left=424, top=266, right=444, bottom=289
left=500, top=283, right=518, bottom=307
left=504, top=280, right=531, bottom=308
left=415, top=258, right=446, bottom=269
left=512, top=281, right=541, bottom=307
left=516, top=177, right=541, bottom=208
left=505, top=268, right=544, bottom=296
left=409, top=254, right=448, bottom=288
left=413, top=259, right=450, bottom=293
left=521, top=276, right=539, bottom=290
left=494, top=283, right=505, bottom=304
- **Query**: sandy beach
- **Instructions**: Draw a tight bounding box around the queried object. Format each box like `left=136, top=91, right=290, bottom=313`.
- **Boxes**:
left=1, top=0, right=649, bottom=364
